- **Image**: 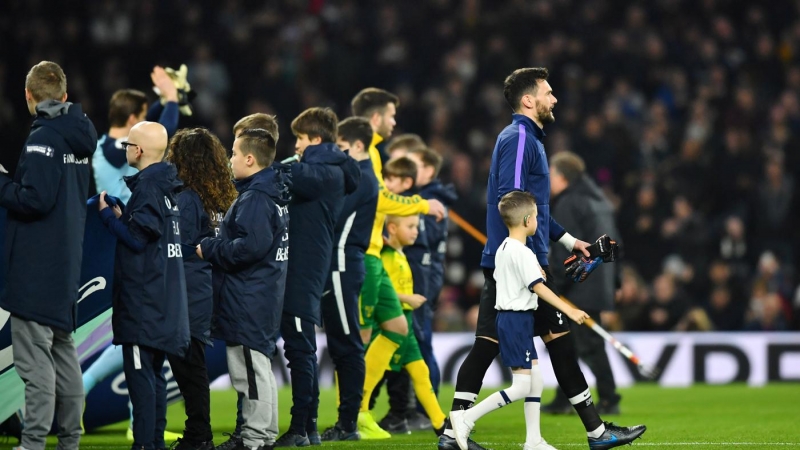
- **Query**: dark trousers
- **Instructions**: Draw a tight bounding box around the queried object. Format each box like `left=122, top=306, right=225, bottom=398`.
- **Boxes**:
left=413, top=302, right=439, bottom=394
left=551, top=309, right=620, bottom=405
left=167, top=337, right=212, bottom=442
left=370, top=370, right=412, bottom=416
left=123, top=345, right=167, bottom=450
left=280, top=313, right=318, bottom=435
left=321, top=269, right=366, bottom=429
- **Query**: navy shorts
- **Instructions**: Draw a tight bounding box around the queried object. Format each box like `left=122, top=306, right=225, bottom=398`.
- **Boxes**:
left=496, top=310, right=537, bottom=369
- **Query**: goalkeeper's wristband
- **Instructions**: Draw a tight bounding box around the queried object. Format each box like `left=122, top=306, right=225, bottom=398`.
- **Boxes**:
left=559, top=232, right=578, bottom=252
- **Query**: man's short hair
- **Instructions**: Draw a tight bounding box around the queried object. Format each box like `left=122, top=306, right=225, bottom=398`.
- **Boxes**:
left=26, top=61, right=66, bottom=103
left=384, top=156, right=417, bottom=188
left=408, top=147, right=443, bottom=178
left=337, top=117, right=373, bottom=148
left=503, top=67, right=549, bottom=112
left=108, top=89, right=148, bottom=128
left=291, top=107, right=338, bottom=143
left=387, top=133, right=425, bottom=154
left=498, top=191, right=538, bottom=229
left=351, top=88, right=400, bottom=118
left=550, top=151, right=585, bottom=184
left=237, top=128, right=276, bottom=167
left=234, top=113, right=279, bottom=142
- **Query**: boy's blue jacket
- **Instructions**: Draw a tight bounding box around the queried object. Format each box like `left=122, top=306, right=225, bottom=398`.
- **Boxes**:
left=110, top=162, right=190, bottom=357
left=201, top=167, right=292, bottom=358
left=177, top=189, right=221, bottom=345
left=330, top=158, right=379, bottom=272
left=0, top=101, right=96, bottom=332
left=482, top=114, right=566, bottom=268
left=405, top=180, right=457, bottom=304
left=284, top=143, right=360, bottom=325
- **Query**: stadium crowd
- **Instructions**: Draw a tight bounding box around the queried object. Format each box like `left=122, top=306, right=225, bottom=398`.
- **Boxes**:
left=1, top=0, right=798, bottom=332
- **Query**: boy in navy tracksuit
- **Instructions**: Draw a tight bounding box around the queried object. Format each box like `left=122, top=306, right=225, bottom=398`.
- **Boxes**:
left=277, top=108, right=360, bottom=447
left=318, top=117, right=379, bottom=441
left=198, top=128, right=292, bottom=450
left=407, top=148, right=457, bottom=390
left=98, top=121, right=190, bottom=450
left=378, top=147, right=459, bottom=431
left=0, top=61, right=96, bottom=450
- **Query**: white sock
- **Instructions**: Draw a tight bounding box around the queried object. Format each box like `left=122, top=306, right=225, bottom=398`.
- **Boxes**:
left=464, top=373, right=529, bottom=423
left=587, top=423, right=606, bottom=438
left=524, top=365, right=543, bottom=445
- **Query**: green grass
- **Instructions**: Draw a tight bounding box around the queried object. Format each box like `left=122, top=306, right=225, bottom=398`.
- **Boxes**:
left=4, top=384, right=800, bottom=449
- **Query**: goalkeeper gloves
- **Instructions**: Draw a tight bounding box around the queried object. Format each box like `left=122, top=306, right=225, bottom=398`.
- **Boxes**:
left=563, top=234, right=619, bottom=283
left=154, top=64, right=196, bottom=116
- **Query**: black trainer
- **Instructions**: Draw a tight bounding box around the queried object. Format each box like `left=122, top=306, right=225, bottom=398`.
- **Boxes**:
left=378, top=414, right=410, bottom=435
left=170, top=438, right=214, bottom=450
left=406, top=410, right=432, bottom=431
left=597, top=400, right=621, bottom=415
left=215, top=433, right=242, bottom=450
left=273, top=432, right=310, bottom=448
left=588, top=422, right=647, bottom=450
left=306, top=431, right=320, bottom=446
left=541, top=400, right=574, bottom=415
left=438, top=434, right=489, bottom=450
left=320, top=425, right=360, bottom=441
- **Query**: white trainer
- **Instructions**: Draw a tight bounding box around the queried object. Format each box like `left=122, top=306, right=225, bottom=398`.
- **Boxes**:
left=524, top=438, right=558, bottom=450
left=449, top=410, right=475, bottom=450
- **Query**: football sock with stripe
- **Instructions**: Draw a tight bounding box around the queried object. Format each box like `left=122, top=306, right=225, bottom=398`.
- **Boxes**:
left=524, top=364, right=543, bottom=445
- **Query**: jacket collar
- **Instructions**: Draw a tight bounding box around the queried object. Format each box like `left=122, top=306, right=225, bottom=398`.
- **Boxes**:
left=512, top=113, right=545, bottom=138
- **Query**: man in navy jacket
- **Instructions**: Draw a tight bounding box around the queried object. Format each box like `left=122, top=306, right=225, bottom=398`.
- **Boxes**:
left=0, top=61, right=96, bottom=450
left=277, top=108, right=360, bottom=446
left=319, top=117, right=379, bottom=441
left=99, top=121, right=189, bottom=450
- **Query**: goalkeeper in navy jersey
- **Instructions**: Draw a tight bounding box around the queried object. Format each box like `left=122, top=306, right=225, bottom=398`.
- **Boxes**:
left=92, top=66, right=180, bottom=203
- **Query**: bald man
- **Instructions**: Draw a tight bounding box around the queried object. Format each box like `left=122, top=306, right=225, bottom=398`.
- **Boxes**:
left=99, top=121, right=189, bottom=450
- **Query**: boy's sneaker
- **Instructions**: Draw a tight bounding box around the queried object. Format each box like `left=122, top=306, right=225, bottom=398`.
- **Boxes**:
left=306, top=432, right=320, bottom=446
left=406, top=410, right=432, bottom=431
left=273, top=432, right=310, bottom=447
left=357, top=411, right=391, bottom=440
left=437, top=434, right=488, bottom=450
left=449, top=410, right=475, bottom=450
left=320, top=425, right=360, bottom=441
left=215, top=433, right=242, bottom=450
left=540, top=400, right=574, bottom=415
left=378, top=414, right=410, bottom=435
left=523, top=438, right=558, bottom=450
left=596, top=400, right=621, bottom=416
left=170, top=438, right=215, bottom=450
left=588, top=422, right=647, bottom=450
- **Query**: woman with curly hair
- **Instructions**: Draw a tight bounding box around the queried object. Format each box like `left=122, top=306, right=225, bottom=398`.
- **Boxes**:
left=165, top=127, right=237, bottom=450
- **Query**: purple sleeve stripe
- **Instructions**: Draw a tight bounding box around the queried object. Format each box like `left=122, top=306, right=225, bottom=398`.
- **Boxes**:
left=514, top=124, right=526, bottom=189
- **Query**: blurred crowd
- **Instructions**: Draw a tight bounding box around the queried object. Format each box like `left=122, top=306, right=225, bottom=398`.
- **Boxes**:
left=2, top=0, right=799, bottom=331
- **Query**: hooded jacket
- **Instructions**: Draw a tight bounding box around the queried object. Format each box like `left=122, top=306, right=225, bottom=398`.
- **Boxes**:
left=201, top=167, right=292, bottom=358
left=284, top=143, right=360, bottom=325
left=109, top=162, right=190, bottom=357
left=177, top=189, right=223, bottom=345
left=548, top=174, right=621, bottom=311
left=0, top=101, right=97, bottom=332
left=405, top=180, right=458, bottom=304
left=329, top=158, right=379, bottom=273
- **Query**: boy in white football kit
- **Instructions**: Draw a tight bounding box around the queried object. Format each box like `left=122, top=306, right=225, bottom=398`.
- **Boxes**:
left=451, top=191, right=589, bottom=450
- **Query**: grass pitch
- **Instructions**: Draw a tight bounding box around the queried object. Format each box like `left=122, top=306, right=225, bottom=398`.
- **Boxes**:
left=4, top=384, right=799, bottom=449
